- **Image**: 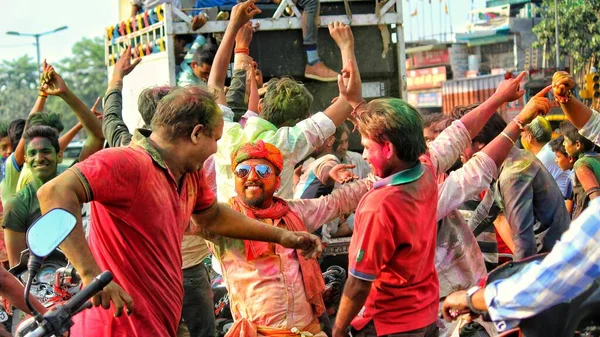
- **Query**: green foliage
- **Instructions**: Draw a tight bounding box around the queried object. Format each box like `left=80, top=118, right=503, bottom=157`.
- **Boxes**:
left=0, top=37, right=107, bottom=131
left=532, top=0, right=600, bottom=72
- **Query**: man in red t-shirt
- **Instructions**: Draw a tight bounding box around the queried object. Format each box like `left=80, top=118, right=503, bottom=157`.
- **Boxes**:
left=332, top=59, right=440, bottom=336
left=36, top=86, right=322, bottom=335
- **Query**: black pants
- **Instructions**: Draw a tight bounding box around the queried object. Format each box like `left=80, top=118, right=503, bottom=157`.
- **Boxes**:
left=352, top=321, right=439, bottom=337
left=180, top=263, right=216, bottom=337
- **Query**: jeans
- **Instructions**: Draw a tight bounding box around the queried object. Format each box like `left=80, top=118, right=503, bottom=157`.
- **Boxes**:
left=298, top=0, right=318, bottom=45
left=180, top=263, right=216, bottom=337
left=352, top=321, right=439, bottom=337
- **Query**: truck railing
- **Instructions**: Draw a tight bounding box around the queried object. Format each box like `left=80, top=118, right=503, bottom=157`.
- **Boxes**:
left=105, top=0, right=406, bottom=97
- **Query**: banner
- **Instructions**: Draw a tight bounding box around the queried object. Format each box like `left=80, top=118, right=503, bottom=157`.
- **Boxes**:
left=412, top=49, right=450, bottom=68
left=406, top=66, right=447, bottom=91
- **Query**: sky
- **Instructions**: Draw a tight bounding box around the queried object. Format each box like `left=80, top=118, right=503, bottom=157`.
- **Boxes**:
left=0, top=0, right=484, bottom=64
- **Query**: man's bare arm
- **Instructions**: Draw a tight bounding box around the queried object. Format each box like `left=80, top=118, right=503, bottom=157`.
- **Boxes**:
left=332, top=276, right=372, bottom=337
left=37, top=170, right=134, bottom=316
left=191, top=203, right=323, bottom=259
left=37, top=170, right=102, bottom=281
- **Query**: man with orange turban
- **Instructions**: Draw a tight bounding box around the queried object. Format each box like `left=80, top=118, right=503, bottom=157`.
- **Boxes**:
left=204, top=140, right=371, bottom=337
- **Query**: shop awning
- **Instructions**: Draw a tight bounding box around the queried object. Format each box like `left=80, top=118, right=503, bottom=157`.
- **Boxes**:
left=467, top=34, right=511, bottom=47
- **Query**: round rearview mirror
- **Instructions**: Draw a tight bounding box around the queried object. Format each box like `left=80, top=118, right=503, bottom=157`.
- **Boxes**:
left=26, top=209, right=77, bottom=258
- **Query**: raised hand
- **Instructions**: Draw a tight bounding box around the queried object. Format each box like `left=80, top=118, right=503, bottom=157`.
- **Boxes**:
left=516, top=85, right=553, bottom=124
left=230, top=0, right=261, bottom=29
left=337, top=59, right=362, bottom=107
left=38, top=63, right=69, bottom=97
left=493, top=71, right=527, bottom=103
left=328, top=21, right=354, bottom=50
left=91, top=97, right=103, bottom=120
left=279, top=231, right=323, bottom=259
left=552, top=71, right=575, bottom=97
left=112, top=45, right=142, bottom=82
left=235, top=22, right=254, bottom=49
left=329, top=163, right=358, bottom=184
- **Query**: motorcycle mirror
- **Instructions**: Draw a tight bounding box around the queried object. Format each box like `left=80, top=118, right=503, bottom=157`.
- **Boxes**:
left=26, top=209, right=77, bottom=258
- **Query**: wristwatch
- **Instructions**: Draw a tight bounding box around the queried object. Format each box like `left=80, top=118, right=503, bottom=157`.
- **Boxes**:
left=466, top=286, right=486, bottom=315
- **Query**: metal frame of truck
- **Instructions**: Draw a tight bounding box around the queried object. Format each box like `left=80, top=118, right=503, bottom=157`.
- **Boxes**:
left=106, top=1, right=406, bottom=131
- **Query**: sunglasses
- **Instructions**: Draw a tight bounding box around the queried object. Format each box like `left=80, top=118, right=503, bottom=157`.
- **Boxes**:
left=234, top=164, right=273, bottom=179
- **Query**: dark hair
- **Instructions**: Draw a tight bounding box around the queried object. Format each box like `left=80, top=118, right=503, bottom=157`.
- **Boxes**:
left=262, top=78, right=313, bottom=128
left=23, top=125, right=60, bottom=153
left=550, top=135, right=568, bottom=156
left=152, top=86, right=222, bottom=142
left=356, top=98, right=426, bottom=163
left=8, top=119, right=25, bottom=150
left=138, top=86, right=173, bottom=127
left=26, top=112, right=64, bottom=133
left=560, top=121, right=596, bottom=152
left=333, top=123, right=349, bottom=152
left=174, top=34, right=195, bottom=45
left=451, top=104, right=507, bottom=145
left=422, top=113, right=452, bottom=133
left=194, top=43, right=218, bottom=66
left=0, top=122, right=8, bottom=138
left=450, top=103, right=482, bottom=121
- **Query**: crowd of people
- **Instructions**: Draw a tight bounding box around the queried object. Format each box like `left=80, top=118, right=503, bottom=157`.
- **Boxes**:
left=0, top=1, right=598, bottom=337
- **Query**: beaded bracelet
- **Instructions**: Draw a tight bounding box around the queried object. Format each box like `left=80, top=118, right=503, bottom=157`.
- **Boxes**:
left=554, top=90, right=572, bottom=104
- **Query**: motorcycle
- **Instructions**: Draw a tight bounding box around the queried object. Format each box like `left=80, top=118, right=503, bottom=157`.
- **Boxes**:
left=14, top=209, right=112, bottom=337
left=479, top=254, right=600, bottom=337
left=1, top=245, right=82, bottom=335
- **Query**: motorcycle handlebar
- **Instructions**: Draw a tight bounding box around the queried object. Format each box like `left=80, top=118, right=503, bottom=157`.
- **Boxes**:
left=26, top=271, right=113, bottom=337
left=64, top=271, right=113, bottom=315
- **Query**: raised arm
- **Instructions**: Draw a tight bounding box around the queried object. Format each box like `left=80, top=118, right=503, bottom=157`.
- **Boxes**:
left=459, top=71, right=527, bottom=139
left=322, top=22, right=355, bottom=126
left=59, top=122, right=83, bottom=150
left=552, top=71, right=594, bottom=129
left=103, top=46, right=141, bottom=147
left=14, top=62, right=51, bottom=167
left=208, top=1, right=261, bottom=105
left=224, top=22, right=255, bottom=115
left=39, top=64, right=106, bottom=161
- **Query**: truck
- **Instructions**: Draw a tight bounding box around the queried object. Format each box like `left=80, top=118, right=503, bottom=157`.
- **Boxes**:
left=106, top=0, right=407, bottom=145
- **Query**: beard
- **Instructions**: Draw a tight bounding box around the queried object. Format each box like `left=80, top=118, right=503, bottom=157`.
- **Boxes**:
left=243, top=194, right=265, bottom=208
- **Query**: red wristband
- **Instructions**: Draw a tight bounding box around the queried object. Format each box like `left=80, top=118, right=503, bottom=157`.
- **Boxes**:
left=235, top=47, right=249, bottom=55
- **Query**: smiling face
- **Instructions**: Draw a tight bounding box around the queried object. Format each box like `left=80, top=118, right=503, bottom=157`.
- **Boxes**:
left=234, top=158, right=280, bottom=209
left=26, top=137, right=61, bottom=183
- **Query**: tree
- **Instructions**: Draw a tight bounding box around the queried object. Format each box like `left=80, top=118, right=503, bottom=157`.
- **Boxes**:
left=0, top=55, right=39, bottom=121
left=532, top=0, right=600, bottom=73
left=47, top=37, right=108, bottom=129
left=0, top=37, right=107, bottom=130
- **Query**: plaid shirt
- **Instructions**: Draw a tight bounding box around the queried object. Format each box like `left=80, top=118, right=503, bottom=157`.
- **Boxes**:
left=484, top=197, right=600, bottom=332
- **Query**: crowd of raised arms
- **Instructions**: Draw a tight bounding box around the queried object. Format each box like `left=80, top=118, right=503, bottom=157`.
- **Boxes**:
left=0, top=1, right=599, bottom=337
